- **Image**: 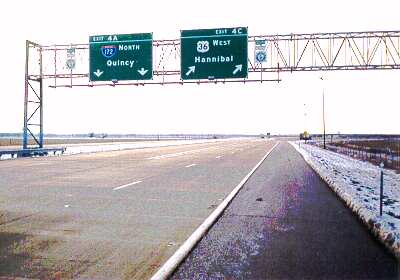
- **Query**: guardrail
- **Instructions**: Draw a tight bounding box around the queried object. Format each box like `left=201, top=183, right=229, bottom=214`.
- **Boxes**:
left=0, top=148, right=66, bottom=160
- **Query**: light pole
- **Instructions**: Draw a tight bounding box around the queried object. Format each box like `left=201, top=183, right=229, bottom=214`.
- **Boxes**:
left=320, top=76, right=326, bottom=149
left=304, top=103, right=306, bottom=129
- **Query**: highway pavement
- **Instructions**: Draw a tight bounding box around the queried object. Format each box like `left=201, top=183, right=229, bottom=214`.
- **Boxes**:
left=0, top=138, right=276, bottom=279
left=172, top=142, right=399, bottom=279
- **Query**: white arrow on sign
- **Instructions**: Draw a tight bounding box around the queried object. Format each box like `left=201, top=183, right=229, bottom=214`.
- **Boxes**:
left=93, top=69, right=104, bottom=77
left=186, top=66, right=195, bottom=76
left=138, top=68, right=148, bottom=76
left=233, top=64, right=242, bottom=75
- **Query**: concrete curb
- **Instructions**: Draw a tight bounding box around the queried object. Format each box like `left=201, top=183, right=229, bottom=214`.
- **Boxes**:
left=150, top=142, right=279, bottom=280
left=290, top=141, right=400, bottom=260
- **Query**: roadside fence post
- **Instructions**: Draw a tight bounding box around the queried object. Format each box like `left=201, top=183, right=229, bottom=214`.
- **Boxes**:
left=379, top=162, right=384, bottom=216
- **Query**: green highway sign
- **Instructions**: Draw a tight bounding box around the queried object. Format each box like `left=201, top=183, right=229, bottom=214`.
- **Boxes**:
left=89, top=33, right=153, bottom=81
left=180, top=27, right=248, bottom=80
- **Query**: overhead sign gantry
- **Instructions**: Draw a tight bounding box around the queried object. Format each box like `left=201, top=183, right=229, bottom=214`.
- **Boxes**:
left=22, top=29, right=400, bottom=152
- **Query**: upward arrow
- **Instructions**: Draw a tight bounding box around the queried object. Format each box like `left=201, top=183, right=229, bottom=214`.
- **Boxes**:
left=233, top=64, right=242, bottom=75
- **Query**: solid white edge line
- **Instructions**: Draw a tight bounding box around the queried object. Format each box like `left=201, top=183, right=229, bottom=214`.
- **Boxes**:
left=113, top=180, right=142, bottom=191
left=150, top=141, right=279, bottom=280
left=185, top=164, right=197, bottom=168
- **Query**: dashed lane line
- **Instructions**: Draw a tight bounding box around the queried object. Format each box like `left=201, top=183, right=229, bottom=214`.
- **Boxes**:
left=113, top=180, right=143, bottom=191
left=147, top=147, right=213, bottom=160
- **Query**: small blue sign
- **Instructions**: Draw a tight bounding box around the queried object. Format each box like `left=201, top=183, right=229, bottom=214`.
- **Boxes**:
left=255, top=39, right=266, bottom=47
left=255, top=51, right=267, bottom=63
left=101, top=45, right=117, bottom=58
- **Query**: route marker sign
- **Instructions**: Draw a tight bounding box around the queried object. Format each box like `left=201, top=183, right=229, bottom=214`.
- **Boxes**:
left=66, top=47, right=76, bottom=70
left=180, top=27, right=248, bottom=80
left=89, top=33, right=153, bottom=81
left=254, top=39, right=267, bottom=64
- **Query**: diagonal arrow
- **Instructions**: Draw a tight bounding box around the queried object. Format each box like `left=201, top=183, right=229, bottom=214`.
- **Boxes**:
left=93, top=69, right=103, bottom=77
left=233, top=64, right=242, bottom=75
left=186, top=66, right=195, bottom=76
left=138, top=68, right=149, bottom=76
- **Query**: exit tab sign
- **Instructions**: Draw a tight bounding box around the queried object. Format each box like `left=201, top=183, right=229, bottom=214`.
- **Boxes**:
left=89, top=33, right=153, bottom=81
left=181, top=27, right=248, bottom=80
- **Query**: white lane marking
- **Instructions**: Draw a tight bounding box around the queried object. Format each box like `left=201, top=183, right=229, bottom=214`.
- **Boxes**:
left=231, top=151, right=235, bottom=154
left=113, top=180, right=142, bottom=191
left=185, top=164, right=197, bottom=168
left=147, top=147, right=211, bottom=160
left=215, top=156, right=222, bottom=159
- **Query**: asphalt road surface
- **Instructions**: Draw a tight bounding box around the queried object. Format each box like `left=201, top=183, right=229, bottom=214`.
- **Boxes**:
left=0, top=138, right=276, bottom=279
left=172, top=142, right=399, bottom=280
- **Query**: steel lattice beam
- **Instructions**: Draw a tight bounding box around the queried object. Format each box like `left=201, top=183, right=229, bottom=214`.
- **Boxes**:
left=29, top=30, right=400, bottom=88
left=248, top=31, right=400, bottom=73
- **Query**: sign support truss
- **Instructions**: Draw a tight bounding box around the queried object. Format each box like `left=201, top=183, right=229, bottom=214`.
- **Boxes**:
left=249, top=30, right=400, bottom=73
left=23, top=40, right=44, bottom=149
left=28, top=30, right=400, bottom=88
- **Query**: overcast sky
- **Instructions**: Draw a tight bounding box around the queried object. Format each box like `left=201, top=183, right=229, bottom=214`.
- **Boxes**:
left=1, top=0, right=399, bottom=135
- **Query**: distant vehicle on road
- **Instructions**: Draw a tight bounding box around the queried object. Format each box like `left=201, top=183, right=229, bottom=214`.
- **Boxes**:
left=300, top=131, right=312, bottom=140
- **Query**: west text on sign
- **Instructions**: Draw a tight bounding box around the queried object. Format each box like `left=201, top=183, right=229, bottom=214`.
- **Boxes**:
left=180, top=27, right=248, bottom=80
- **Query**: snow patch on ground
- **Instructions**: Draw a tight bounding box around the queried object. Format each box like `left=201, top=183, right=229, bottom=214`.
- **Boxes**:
left=63, top=138, right=232, bottom=155
left=290, top=141, right=400, bottom=259
left=0, top=138, right=247, bottom=160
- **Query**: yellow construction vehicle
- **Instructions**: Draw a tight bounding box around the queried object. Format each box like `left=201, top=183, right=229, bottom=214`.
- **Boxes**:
left=299, top=131, right=311, bottom=140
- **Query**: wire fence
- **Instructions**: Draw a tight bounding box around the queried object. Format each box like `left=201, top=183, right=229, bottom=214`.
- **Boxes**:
left=309, top=138, right=400, bottom=173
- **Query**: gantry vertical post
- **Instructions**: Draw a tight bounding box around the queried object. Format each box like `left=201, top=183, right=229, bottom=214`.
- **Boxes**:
left=39, top=46, right=44, bottom=148
left=23, top=40, right=44, bottom=150
left=23, top=41, right=29, bottom=149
